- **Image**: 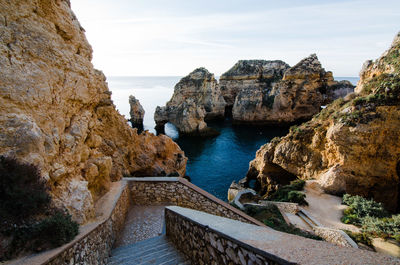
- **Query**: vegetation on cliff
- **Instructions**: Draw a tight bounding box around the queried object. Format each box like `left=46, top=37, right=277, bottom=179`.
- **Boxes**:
left=0, top=157, right=78, bottom=261
left=242, top=32, right=400, bottom=212
left=267, top=179, right=308, bottom=205
left=341, top=194, right=400, bottom=244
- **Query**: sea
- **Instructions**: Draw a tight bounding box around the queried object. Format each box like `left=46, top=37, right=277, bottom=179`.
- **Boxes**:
left=107, top=76, right=359, bottom=201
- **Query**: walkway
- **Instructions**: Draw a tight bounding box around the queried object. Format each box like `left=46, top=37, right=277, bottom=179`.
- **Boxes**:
left=111, top=204, right=189, bottom=264
left=115, top=205, right=168, bottom=248
left=302, top=181, right=359, bottom=232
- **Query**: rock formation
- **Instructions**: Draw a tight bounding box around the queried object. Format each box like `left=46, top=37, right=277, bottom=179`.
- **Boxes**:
left=220, top=60, right=290, bottom=106
left=129, top=95, right=145, bottom=129
left=229, top=55, right=355, bottom=124
left=0, top=0, right=186, bottom=224
left=154, top=67, right=225, bottom=135
left=240, top=32, right=400, bottom=211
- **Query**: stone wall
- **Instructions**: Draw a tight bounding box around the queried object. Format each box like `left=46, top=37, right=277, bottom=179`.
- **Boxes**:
left=11, top=182, right=130, bottom=265
left=313, top=227, right=358, bottom=248
left=128, top=177, right=263, bottom=226
left=165, top=208, right=294, bottom=265
left=259, top=201, right=299, bottom=214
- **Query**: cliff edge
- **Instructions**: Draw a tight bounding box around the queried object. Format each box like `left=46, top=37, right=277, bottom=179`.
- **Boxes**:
left=154, top=67, right=225, bottom=136
left=242, top=32, right=400, bottom=212
left=0, top=0, right=186, bottom=223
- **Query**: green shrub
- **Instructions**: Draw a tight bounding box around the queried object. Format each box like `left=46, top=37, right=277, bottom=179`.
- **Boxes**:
left=287, top=191, right=308, bottom=205
left=344, top=230, right=372, bottom=246
left=37, top=211, right=79, bottom=246
left=352, top=97, right=367, bottom=106
left=4, top=211, right=79, bottom=258
left=341, top=214, right=359, bottom=225
left=288, top=179, right=306, bottom=190
left=0, top=157, right=79, bottom=260
left=268, top=179, right=308, bottom=205
left=342, top=194, right=388, bottom=219
left=341, top=194, right=399, bottom=243
left=361, top=215, right=400, bottom=241
left=0, top=156, right=50, bottom=220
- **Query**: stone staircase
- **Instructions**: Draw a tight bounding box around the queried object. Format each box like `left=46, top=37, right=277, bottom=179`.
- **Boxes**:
left=108, top=235, right=189, bottom=265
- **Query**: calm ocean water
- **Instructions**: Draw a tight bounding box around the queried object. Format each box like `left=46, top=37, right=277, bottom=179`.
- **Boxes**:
left=107, top=76, right=359, bottom=200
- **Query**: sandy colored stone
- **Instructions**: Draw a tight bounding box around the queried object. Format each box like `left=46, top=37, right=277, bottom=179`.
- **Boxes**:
left=229, top=55, right=354, bottom=124
left=128, top=95, right=145, bottom=127
left=155, top=67, right=225, bottom=135
left=242, top=32, right=400, bottom=211
left=0, top=0, right=186, bottom=223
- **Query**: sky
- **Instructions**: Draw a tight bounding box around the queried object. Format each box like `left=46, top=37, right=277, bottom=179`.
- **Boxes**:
left=71, top=0, right=400, bottom=77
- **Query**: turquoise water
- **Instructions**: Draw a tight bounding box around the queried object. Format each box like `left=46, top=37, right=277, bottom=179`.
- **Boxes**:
left=176, top=120, right=288, bottom=200
left=107, top=76, right=359, bottom=201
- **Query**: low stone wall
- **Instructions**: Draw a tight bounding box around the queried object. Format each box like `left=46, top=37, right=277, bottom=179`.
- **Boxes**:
left=127, top=177, right=264, bottom=226
left=259, top=200, right=299, bottom=214
left=248, top=201, right=358, bottom=248
left=165, top=207, right=294, bottom=265
left=313, top=226, right=358, bottom=248
left=9, top=182, right=130, bottom=265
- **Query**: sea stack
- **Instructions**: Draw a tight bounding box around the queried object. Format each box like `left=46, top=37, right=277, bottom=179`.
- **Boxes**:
left=228, top=55, right=355, bottom=124
left=240, top=32, right=400, bottom=211
left=129, top=95, right=145, bottom=130
left=219, top=60, right=290, bottom=107
left=154, top=67, right=225, bottom=136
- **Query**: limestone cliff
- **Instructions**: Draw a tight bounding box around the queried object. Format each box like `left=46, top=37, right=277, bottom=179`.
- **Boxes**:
left=219, top=60, right=290, bottom=106
left=0, top=0, right=186, bottom=224
left=154, top=67, right=225, bottom=135
left=129, top=95, right=145, bottom=129
left=230, top=55, right=354, bottom=124
left=242, top=32, right=400, bottom=211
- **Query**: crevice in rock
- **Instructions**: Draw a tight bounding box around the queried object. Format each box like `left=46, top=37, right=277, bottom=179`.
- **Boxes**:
left=397, top=161, right=400, bottom=212
left=224, top=105, right=232, bottom=119
left=55, top=24, right=71, bottom=41
left=7, top=50, right=12, bottom=65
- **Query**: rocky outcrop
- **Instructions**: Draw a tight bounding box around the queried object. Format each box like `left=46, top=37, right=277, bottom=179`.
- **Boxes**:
left=0, top=0, right=186, bottom=224
left=230, top=55, right=355, bottom=124
left=129, top=95, right=145, bottom=129
left=220, top=60, right=290, bottom=106
left=241, top=32, right=400, bottom=211
left=154, top=67, right=225, bottom=135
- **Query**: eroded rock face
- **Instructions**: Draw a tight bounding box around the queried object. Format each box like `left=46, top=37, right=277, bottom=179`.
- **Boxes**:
left=230, top=55, right=355, bottom=124
left=220, top=60, right=290, bottom=106
left=154, top=67, right=225, bottom=135
left=242, top=33, right=400, bottom=211
left=129, top=95, right=145, bottom=129
left=0, top=0, right=186, bottom=223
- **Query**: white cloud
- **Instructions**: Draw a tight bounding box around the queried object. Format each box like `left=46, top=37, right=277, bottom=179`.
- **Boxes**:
left=72, top=0, right=400, bottom=76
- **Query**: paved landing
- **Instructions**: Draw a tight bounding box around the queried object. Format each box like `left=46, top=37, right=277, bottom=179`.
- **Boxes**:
left=114, top=205, right=168, bottom=248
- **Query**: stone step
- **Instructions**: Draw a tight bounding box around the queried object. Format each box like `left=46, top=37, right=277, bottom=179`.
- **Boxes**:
left=112, top=235, right=169, bottom=256
left=109, top=235, right=189, bottom=265
left=297, top=211, right=317, bottom=229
